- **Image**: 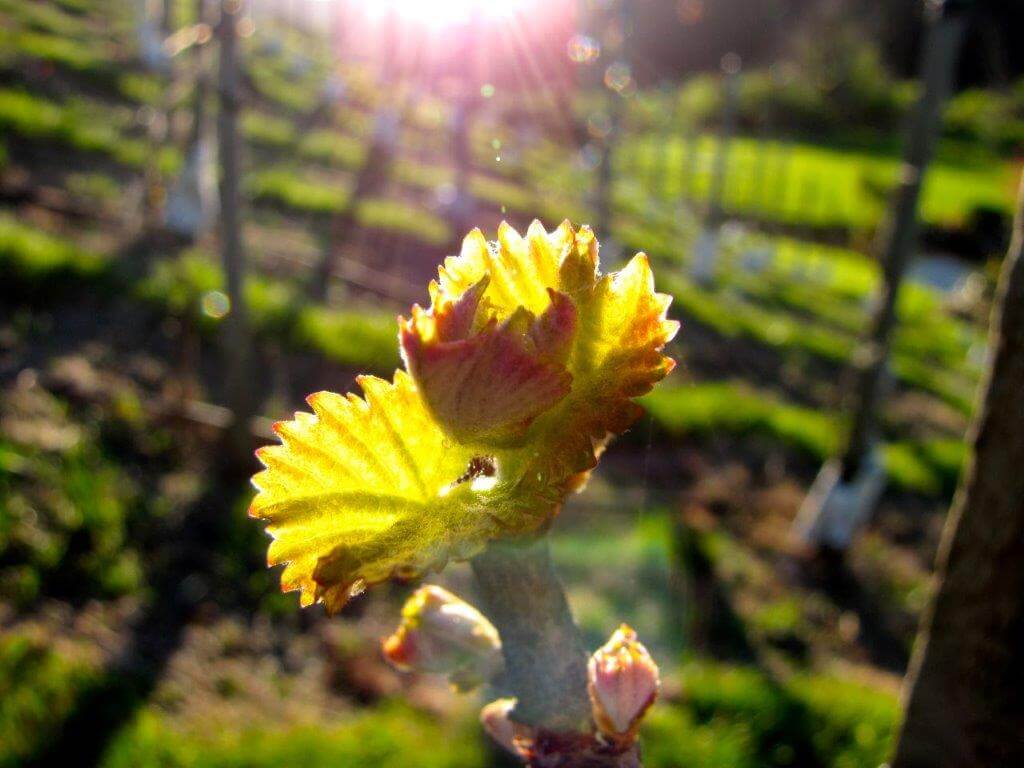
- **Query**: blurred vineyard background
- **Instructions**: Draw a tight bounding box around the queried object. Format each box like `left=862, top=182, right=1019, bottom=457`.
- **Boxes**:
left=1, top=0, right=1022, bottom=766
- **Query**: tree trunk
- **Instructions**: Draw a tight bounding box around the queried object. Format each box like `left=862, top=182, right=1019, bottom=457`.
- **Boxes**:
left=890, top=172, right=1024, bottom=767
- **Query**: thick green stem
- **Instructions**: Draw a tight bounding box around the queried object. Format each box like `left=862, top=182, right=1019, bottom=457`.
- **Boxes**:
left=471, top=538, right=591, bottom=732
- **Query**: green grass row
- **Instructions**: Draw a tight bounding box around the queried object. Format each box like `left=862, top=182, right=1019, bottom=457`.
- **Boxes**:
left=0, top=428, right=143, bottom=608
left=618, top=131, right=1018, bottom=230
left=616, top=219, right=983, bottom=415
left=0, top=634, right=104, bottom=768
left=713, top=235, right=986, bottom=375
left=103, top=665, right=896, bottom=768
left=0, top=0, right=149, bottom=97
left=646, top=660, right=898, bottom=768
left=730, top=269, right=980, bottom=375
left=0, top=0, right=94, bottom=41
left=0, top=626, right=898, bottom=768
left=0, top=87, right=178, bottom=171
left=243, top=113, right=564, bottom=226
left=246, top=166, right=452, bottom=246
left=659, top=270, right=977, bottom=416
left=643, top=381, right=966, bottom=496
left=0, top=26, right=116, bottom=79
left=0, top=215, right=399, bottom=372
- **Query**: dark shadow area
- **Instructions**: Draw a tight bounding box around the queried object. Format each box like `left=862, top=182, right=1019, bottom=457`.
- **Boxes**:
left=671, top=511, right=830, bottom=768
left=804, top=547, right=910, bottom=673
left=25, top=455, right=255, bottom=768
left=672, top=511, right=757, bottom=663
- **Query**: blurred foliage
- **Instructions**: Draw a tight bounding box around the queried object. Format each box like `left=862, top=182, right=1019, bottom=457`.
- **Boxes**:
left=297, top=129, right=367, bottom=169
left=356, top=197, right=450, bottom=246
left=0, top=390, right=142, bottom=608
left=0, top=87, right=178, bottom=170
left=648, top=660, right=898, bottom=768
left=0, top=213, right=111, bottom=288
left=101, top=704, right=486, bottom=768
left=292, top=306, right=399, bottom=370
left=643, top=382, right=964, bottom=495
left=0, top=0, right=91, bottom=38
left=118, top=72, right=163, bottom=105
left=0, top=27, right=116, bottom=78
left=645, top=382, right=838, bottom=460
left=136, top=251, right=399, bottom=370
left=246, top=167, right=451, bottom=244
left=0, top=633, right=102, bottom=768
left=631, top=30, right=1024, bottom=156
left=247, top=167, right=353, bottom=215
left=241, top=111, right=298, bottom=149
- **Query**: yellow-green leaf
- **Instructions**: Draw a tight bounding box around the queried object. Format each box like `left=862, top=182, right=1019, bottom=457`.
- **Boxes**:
left=250, top=371, right=552, bottom=612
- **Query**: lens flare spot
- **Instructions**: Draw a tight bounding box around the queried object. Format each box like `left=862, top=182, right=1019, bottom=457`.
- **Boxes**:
left=604, top=61, right=633, bottom=94
left=201, top=290, right=231, bottom=319
left=567, top=33, right=601, bottom=64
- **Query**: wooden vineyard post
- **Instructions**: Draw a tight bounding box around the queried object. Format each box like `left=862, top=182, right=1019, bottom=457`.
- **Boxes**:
left=166, top=0, right=218, bottom=238
left=591, top=0, right=632, bottom=258
left=691, top=52, right=739, bottom=285
left=308, top=8, right=402, bottom=303
left=793, top=0, right=972, bottom=552
left=138, top=0, right=171, bottom=71
left=443, top=9, right=481, bottom=254
left=593, top=92, right=620, bottom=242
left=216, top=0, right=256, bottom=468
left=706, top=53, right=739, bottom=226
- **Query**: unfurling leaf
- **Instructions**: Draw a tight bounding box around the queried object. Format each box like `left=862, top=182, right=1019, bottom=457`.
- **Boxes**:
left=399, top=275, right=575, bottom=445
left=382, top=584, right=502, bottom=691
left=401, top=220, right=678, bottom=490
left=251, top=221, right=678, bottom=611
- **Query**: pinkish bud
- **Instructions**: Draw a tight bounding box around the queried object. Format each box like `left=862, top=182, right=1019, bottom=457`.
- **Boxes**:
left=480, top=697, right=533, bottom=756
left=587, top=624, right=660, bottom=743
left=382, top=585, right=501, bottom=691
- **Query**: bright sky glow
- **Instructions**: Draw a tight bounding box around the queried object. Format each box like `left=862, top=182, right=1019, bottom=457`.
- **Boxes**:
left=367, top=0, right=527, bottom=27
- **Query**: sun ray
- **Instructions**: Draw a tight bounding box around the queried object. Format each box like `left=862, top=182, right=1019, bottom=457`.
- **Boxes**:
left=366, top=0, right=529, bottom=28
